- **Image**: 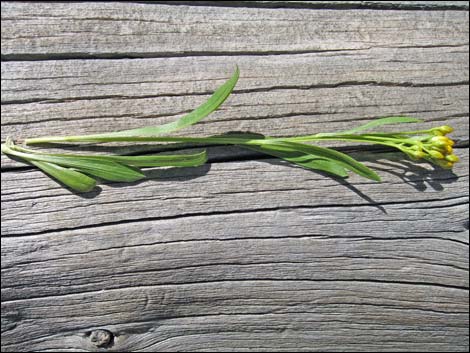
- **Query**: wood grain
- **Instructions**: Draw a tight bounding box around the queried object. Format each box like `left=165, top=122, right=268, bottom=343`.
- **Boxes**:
left=2, top=149, right=469, bottom=235
left=1, top=2, right=468, bottom=59
left=1, top=151, right=469, bottom=350
left=145, top=1, right=470, bottom=10
left=1, top=51, right=468, bottom=169
left=1, top=282, right=468, bottom=351
left=1, top=1, right=469, bottom=352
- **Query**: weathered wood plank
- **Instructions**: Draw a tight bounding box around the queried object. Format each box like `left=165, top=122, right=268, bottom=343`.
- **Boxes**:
left=147, top=1, right=470, bottom=10
left=2, top=83, right=468, bottom=142
left=3, top=47, right=469, bottom=104
left=1, top=50, right=468, bottom=169
left=1, top=282, right=468, bottom=351
left=2, top=149, right=468, bottom=236
left=1, top=3, right=468, bottom=59
left=2, top=197, right=468, bottom=301
left=1, top=187, right=469, bottom=350
left=1, top=2, right=468, bottom=352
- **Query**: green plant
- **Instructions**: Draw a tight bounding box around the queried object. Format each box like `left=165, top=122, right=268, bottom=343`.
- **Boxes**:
left=2, top=67, right=459, bottom=193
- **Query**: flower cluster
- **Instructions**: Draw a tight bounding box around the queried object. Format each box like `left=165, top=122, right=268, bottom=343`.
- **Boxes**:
left=406, top=126, right=459, bottom=169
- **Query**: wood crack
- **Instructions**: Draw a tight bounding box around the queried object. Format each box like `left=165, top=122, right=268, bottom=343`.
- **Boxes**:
left=1, top=278, right=468, bottom=305
left=129, top=1, right=470, bottom=11
left=2, top=80, right=468, bottom=105
left=1, top=195, right=468, bottom=238
left=0, top=48, right=365, bottom=62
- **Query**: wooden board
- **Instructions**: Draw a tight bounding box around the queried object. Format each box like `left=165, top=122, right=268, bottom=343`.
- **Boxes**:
left=1, top=2, right=468, bottom=59
left=1, top=1, right=469, bottom=352
left=149, top=1, right=470, bottom=10
left=2, top=51, right=468, bottom=169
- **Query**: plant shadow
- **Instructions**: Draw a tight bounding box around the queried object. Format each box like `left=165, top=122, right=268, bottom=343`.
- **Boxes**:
left=362, top=151, right=459, bottom=191
left=103, top=163, right=212, bottom=190
left=262, top=157, right=389, bottom=213
left=260, top=150, right=459, bottom=214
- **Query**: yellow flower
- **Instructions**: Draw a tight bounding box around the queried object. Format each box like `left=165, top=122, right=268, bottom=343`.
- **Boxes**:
left=446, top=154, right=460, bottom=163
left=439, top=125, right=454, bottom=134
left=409, top=150, right=426, bottom=160
left=431, top=135, right=454, bottom=148
left=428, top=150, right=444, bottom=160
left=432, top=125, right=454, bottom=136
left=436, top=160, right=454, bottom=169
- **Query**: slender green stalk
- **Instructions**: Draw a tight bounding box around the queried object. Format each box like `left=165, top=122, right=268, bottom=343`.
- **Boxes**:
left=23, top=132, right=429, bottom=158
left=2, top=68, right=460, bottom=193
left=22, top=132, right=421, bottom=146
left=25, top=135, right=255, bottom=145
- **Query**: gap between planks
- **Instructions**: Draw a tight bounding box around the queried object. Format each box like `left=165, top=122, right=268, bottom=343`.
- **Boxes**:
left=130, top=1, right=470, bottom=11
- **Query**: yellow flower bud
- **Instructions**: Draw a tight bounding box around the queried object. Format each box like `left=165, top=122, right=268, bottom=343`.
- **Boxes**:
left=445, top=154, right=460, bottom=163
left=431, top=145, right=447, bottom=154
left=430, top=136, right=454, bottom=148
left=428, top=150, right=444, bottom=159
left=436, top=160, right=454, bottom=169
left=439, top=125, right=454, bottom=135
left=409, top=150, right=426, bottom=160
left=430, top=136, right=446, bottom=146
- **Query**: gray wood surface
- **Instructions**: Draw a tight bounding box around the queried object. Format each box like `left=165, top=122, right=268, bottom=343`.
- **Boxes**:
left=149, top=1, right=470, bottom=10
left=1, top=2, right=468, bottom=59
left=1, top=1, right=469, bottom=352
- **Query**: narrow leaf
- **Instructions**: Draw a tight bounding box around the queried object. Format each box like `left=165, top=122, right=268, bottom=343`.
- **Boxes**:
left=30, top=161, right=97, bottom=193
left=16, top=146, right=208, bottom=168
left=259, top=141, right=381, bottom=181
left=101, top=67, right=239, bottom=138
left=64, top=158, right=145, bottom=182
left=40, top=156, right=145, bottom=182
left=7, top=148, right=145, bottom=182
left=25, top=67, right=240, bottom=144
left=245, top=144, right=349, bottom=178
left=99, top=151, right=208, bottom=167
left=339, top=116, right=422, bottom=134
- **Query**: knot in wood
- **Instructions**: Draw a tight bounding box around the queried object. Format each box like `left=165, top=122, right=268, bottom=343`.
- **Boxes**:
left=89, top=329, right=113, bottom=348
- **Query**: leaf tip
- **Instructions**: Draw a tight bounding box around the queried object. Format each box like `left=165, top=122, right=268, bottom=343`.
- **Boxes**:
left=200, top=150, right=209, bottom=164
left=370, top=173, right=382, bottom=182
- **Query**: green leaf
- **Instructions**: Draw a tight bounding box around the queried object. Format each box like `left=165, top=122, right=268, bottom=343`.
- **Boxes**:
left=105, top=67, right=240, bottom=137
left=95, top=150, right=208, bottom=167
left=30, top=161, right=97, bottom=193
left=25, top=67, right=240, bottom=144
left=257, top=141, right=381, bottom=181
left=339, top=116, right=422, bottom=134
left=286, top=156, right=349, bottom=178
left=38, top=156, right=145, bottom=182
left=6, top=141, right=206, bottom=184
left=53, top=158, right=145, bottom=182
left=5, top=146, right=145, bottom=182
left=245, top=144, right=349, bottom=178
left=17, top=146, right=208, bottom=168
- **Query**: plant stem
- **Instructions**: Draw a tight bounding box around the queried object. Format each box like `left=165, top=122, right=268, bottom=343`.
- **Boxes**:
left=1, top=142, right=49, bottom=163
left=25, top=135, right=257, bottom=145
left=26, top=132, right=397, bottom=144
left=25, top=132, right=412, bottom=153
